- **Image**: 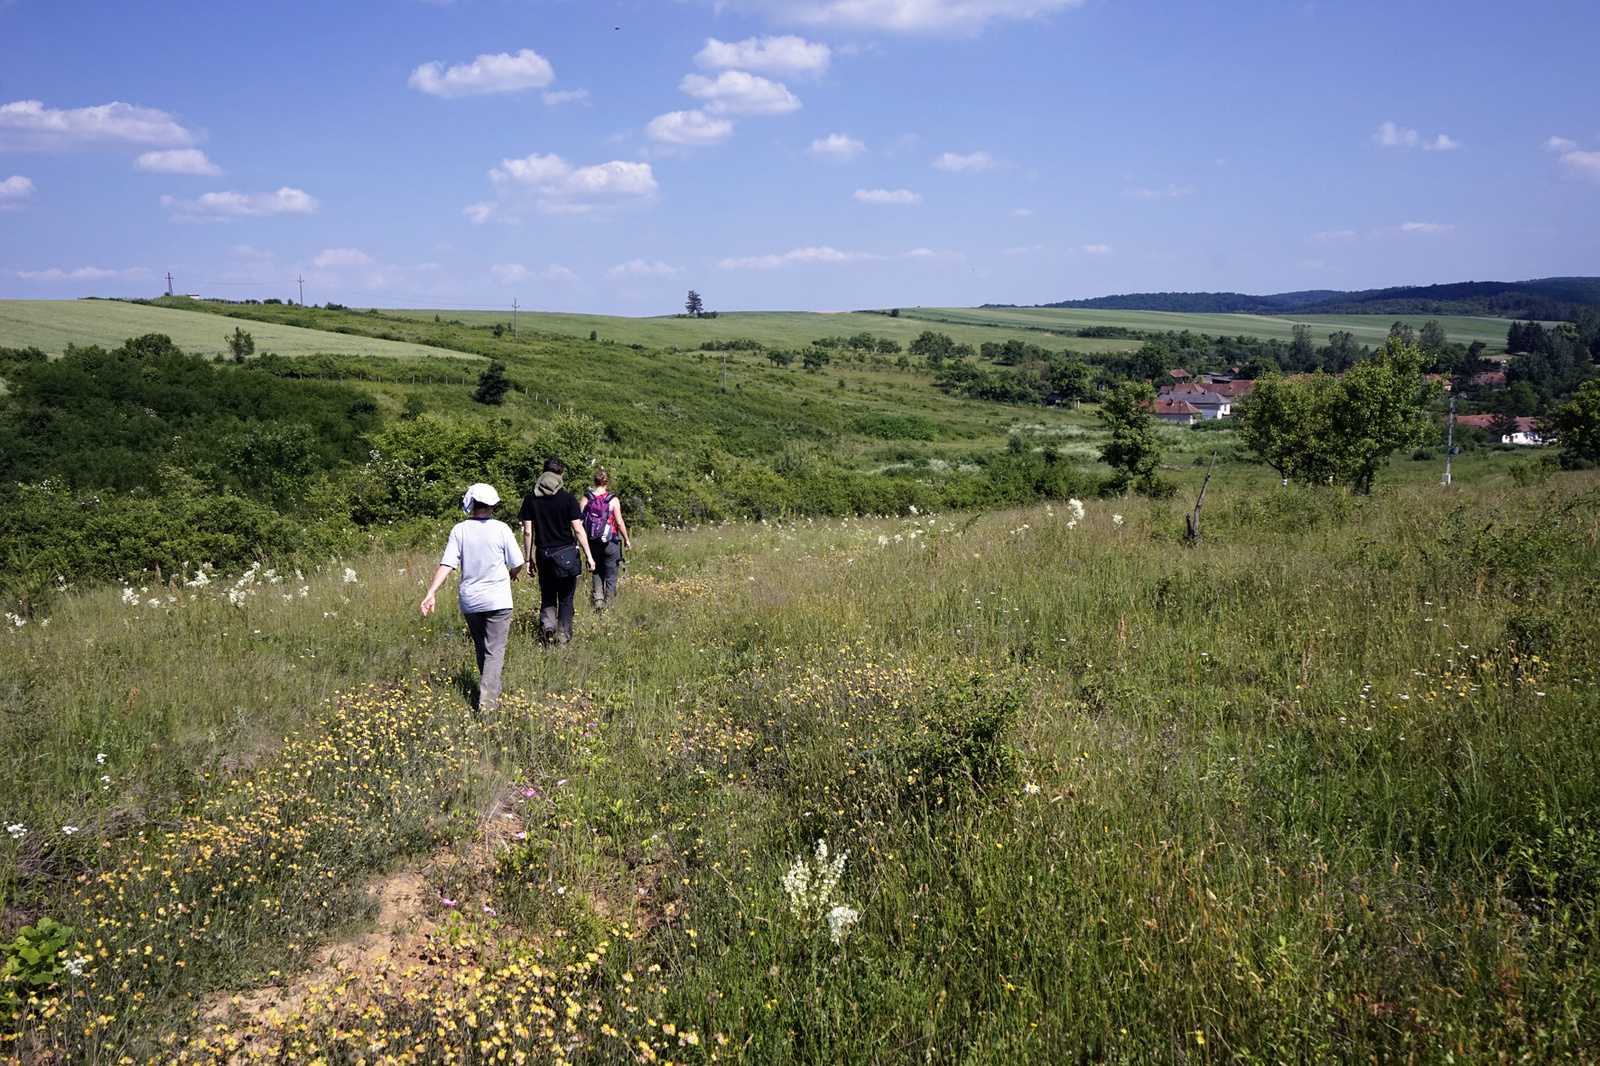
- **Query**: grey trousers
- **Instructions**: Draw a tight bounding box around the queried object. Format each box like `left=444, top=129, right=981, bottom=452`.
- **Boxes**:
left=463, top=608, right=513, bottom=710
left=590, top=539, right=622, bottom=606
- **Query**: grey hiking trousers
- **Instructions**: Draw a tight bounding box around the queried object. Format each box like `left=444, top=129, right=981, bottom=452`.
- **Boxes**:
left=590, top=539, right=622, bottom=607
left=463, top=608, right=513, bottom=711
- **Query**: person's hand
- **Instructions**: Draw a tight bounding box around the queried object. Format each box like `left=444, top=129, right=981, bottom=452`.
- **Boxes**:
left=420, top=593, right=436, bottom=616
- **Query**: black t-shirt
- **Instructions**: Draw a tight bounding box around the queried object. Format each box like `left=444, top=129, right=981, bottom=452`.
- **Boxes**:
left=518, top=489, right=582, bottom=551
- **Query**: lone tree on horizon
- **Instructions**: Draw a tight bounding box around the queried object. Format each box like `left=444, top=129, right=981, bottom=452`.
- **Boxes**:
left=685, top=290, right=704, bottom=317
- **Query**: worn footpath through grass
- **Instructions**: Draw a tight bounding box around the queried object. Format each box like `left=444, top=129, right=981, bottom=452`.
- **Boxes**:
left=3, top=479, right=1600, bottom=1063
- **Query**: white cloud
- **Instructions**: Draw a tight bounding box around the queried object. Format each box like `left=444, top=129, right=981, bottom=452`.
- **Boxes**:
left=646, top=109, right=734, bottom=146
left=17, top=265, right=149, bottom=282
left=1400, top=221, right=1451, bottom=234
left=1558, top=150, right=1600, bottom=183
left=0, top=174, right=34, bottom=207
left=906, top=247, right=965, bottom=262
left=1124, top=183, right=1193, bottom=199
left=720, top=245, right=884, bottom=269
left=810, top=133, right=865, bottom=160
left=0, top=99, right=196, bottom=151
left=1544, top=136, right=1600, bottom=184
left=680, top=71, right=801, bottom=116
left=1374, top=122, right=1459, bottom=151
left=933, top=150, right=996, bottom=172
left=491, top=262, right=530, bottom=283
left=695, top=35, right=830, bottom=78
left=134, top=148, right=222, bottom=175
left=484, top=152, right=658, bottom=216
left=1081, top=243, right=1112, bottom=254
left=408, top=49, right=555, bottom=98
left=853, top=187, right=920, bottom=204
left=231, top=244, right=273, bottom=258
left=542, top=264, right=579, bottom=281
left=464, top=201, right=495, bottom=224
left=607, top=259, right=683, bottom=278
left=543, top=89, right=590, bottom=106
left=1313, top=229, right=1356, bottom=241
left=722, top=0, right=1082, bottom=34
left=313, top=247, right=372, bottom=267
left=1373, top=121, right=1420, bottom=148
left=162, top=187, right=318, bottom=222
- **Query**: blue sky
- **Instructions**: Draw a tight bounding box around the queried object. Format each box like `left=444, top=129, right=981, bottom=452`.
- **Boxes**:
left=2, top=0, right=1597, bottom=315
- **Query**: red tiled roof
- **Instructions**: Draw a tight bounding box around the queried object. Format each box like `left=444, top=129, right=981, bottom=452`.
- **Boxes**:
left=1170, top=368, right=1190, bottom=379
left=1155, top=399, right=1201, bottom=415
left=1470, top=371, right=1507, bottom=386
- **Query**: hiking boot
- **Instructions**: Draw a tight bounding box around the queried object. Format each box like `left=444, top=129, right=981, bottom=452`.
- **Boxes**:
left=539, top=628, right=556, bottom=646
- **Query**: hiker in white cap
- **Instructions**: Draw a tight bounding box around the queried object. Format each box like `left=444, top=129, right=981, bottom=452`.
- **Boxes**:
left=420, top=483, right=525, bottom=711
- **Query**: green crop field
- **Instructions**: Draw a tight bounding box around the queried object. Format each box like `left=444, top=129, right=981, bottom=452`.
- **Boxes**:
left=0, top=299, right=477, bottom=360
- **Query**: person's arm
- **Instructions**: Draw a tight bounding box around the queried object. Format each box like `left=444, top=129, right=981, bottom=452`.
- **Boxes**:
left=610, top=497, right=631, bottom=551
left=571, top=518, right=596, bottom=570
left=420, top=563, right=454, bottom=616
left=522, top=520, right=534, bottom=565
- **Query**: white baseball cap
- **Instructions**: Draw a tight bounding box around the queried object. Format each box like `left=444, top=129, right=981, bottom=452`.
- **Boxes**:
left=462, top=483, right=500, bottom=514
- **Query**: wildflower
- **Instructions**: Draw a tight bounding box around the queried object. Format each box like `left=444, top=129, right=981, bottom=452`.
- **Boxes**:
left=4, top=612, right=25, bottom=628
left=482, top=904, right=497, bottom=916
left=185, top=569, right=211, bottom=588
left=1067, top=498, right=1086, bottom=522
left=827, top=904, right=860, bottom=945
left=1024, top=782, right=1040, bottom=795
left=441, top=897, right=458, bottom=906
left=298, top=586, right=309, bottom=598
left=121, top=587, right=137, bottom=606
left=146, top=598, right=162, bottom=609
left=61, top=825, right=79, bottom=835
left=909, top=505, right=919, bottom=515
left=64, top=954, right=92, bottom=977
left=343, top=567, right=358, bottom=584
left=1113, top=513, right=1124, bottom=527
left=6, top=823, right=24, bottom=839
left=96, top=752, right=107, bottom=764
left=783, top=839, right=849, bottom=921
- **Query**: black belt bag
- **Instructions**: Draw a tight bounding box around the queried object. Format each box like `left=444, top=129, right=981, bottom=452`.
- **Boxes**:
left=540, top=543, right=583, bottom=578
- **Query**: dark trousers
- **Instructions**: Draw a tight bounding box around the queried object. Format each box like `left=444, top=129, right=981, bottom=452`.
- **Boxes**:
left=536, top=556, right=577, bottom=640
left=589, top=539, right=622, bottom=606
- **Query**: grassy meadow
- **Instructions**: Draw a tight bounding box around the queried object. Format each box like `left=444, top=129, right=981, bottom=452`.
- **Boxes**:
left=3, top=475, right=1599, bottom=1063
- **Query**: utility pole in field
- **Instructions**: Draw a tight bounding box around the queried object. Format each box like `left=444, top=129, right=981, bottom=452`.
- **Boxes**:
left=297, top=275, right=305, bottom=306
left=513, top=298, right=519, bottom=341
left=1442, top=394, right=1455, bottom=485
left=722, top=351, right=727, bottom=393
left=165, top=272, right=174, bottom=296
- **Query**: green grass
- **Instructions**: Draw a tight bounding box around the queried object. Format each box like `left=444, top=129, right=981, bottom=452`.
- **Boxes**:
left=0, top=299, right=476, bottom=360
left=3, top=475, right=1599, bottom=1062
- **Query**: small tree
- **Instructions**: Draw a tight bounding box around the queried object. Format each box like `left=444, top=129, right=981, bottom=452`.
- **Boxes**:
left=1548, top=380, right=1600, bottom=466
left=473, top=360, right=512, bottom=406
left=1419, top=319, right=1448, bottom=354
left=1097, top=381, right=1165, bottom=493
left=1237, top=340, right=1436, bottom=493
left=1488, top=409, right=1520, bottom=443
left=802, top=348, right=830, bottom=373
left=226, top=327, right=255, bottom=363
left=685, top=290, right=705, bottom=317
left=767, top=350, right=794, bottom=368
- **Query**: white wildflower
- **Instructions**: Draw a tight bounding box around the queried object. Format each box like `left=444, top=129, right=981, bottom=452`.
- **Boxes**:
left=1024, top=782, right=1040, bottom=795
left=827, top=905, right=861, bottom=945
left=1067, top=498, right=1085, bottom=522
left=782, top=839, right=850, bottom=922
left=185, top=569, right=211, bottom=588
left=4, top=612, right=24, bottom=628
left=96, top=753, right=107, bottom=764
left=1112, top=513, right=1124, bottom=527
left=343, top=567, right=358, bottom=584
left=6, top=823, right=24, bottom=839
left=298, top=586, right=309, bottom=598
left=227, top=588, right=247, bottom=607
left=145, top=599, right=161, bottom=609
left=877, top=535, right=888, bottom=547
left=61, top=825, right=78, bottom=835
left=121, top=588, right=137, bottom=606
left=908, top=505, right=919, bottom=515
left=64, top=955, right=92, bottom=977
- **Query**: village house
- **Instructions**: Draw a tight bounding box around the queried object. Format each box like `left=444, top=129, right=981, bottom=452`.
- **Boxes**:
left=1153, top=398, right=1202, bottom=425
left=1453, top=413, right=1546, bottom=445
left=1154, top=378, right=1256, bottom=420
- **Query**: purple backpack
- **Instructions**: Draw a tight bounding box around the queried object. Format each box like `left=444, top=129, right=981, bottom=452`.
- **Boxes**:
left=583, top=491, right=614, bottom=542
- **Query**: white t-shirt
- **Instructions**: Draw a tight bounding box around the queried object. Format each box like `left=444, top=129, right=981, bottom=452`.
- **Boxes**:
left=439, top=518, right=524, bottom=613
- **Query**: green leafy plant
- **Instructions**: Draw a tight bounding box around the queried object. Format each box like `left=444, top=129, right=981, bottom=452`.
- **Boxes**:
left=1, top=917, right=74, bottom=1011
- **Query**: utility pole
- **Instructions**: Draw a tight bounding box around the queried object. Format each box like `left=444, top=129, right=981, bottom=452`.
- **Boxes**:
left=1442, top=394, right=1455, bottom=485
left=722, top=351, right=727, bottom=393
left=165, top=272, right=174, bottom=296
left=297, top=275, right=305, bottom=307
left=512, top=298, right=519, bottom=341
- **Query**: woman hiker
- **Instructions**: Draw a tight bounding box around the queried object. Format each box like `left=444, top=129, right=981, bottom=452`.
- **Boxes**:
left=518, top=457, right=595, bottom=646
left=420, top=483, right=525, bottom=711
left=580, top=468, right=632, bottom=611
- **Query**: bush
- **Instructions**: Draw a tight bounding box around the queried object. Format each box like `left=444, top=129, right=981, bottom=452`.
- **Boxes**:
left=851, top=414, right=937, bottom=441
